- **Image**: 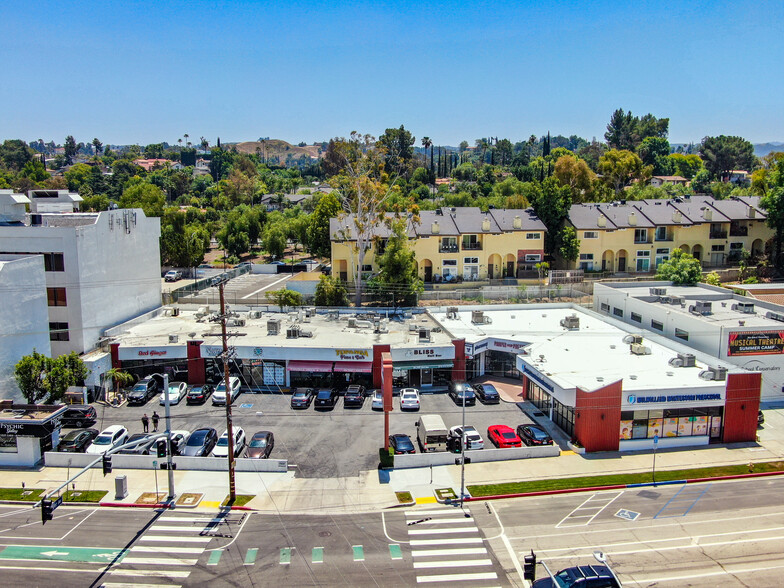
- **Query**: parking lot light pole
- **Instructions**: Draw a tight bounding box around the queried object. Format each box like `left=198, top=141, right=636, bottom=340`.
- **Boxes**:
left=163, top=374, right=175, bottom=501
left=219, top=281, right=237, bottom=503
left=459, top=390, right=466, bottom=509
left=593, top=551, right=622, bottom=587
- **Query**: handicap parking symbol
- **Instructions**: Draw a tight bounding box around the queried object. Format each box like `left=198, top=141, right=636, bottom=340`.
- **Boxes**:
left=239, top=403, right=253, bottom=409
left=614, top=509, right=640, bottom=521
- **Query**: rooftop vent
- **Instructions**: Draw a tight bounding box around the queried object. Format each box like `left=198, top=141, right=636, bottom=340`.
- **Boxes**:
left=560, top=314, right=580, bottom=330
left=630, top=343, right=652, bottom=355
left=431, top=221, right=440, bottom=234
left=418, top=328, right=431, bottom=342
left=287, top=324, right=302, bottom=339
left=597, top=215, right=607, bottom=227
left=650, top=287, right=667, bottom=296
left=766, top=311, right=784, bottom=323
left=513, top=215, right=522, bottom=229
left=699, top=366, right=727, bottom=381
left=731, top=302, right=755, bottom=314
left=669, top=353, right=696, bottom=368
left=168, top=334, right=178, bottom=343
left=623, top=334, right=643, bottom=345
left=227, top=317, right=245, bottom=327
left=267, top=319, right=281, bottom=336
left=248, top=310, right=263, bottom=319
left=446, top=306, right=459, bottom=319
left=669, top=295, right=685, bottom=306
left=326, top=310, right=339, bottom=321
left=748, top=207, right=756, bottom=219
left=471, top=310, right=492, bottom=325
left=689, top=301, right=712, bottom=315
left=482, top=218, right=491, bottom=231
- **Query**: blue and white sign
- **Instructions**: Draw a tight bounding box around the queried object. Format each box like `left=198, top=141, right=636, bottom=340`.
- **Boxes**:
left=614, top=509, right=640, bottom=521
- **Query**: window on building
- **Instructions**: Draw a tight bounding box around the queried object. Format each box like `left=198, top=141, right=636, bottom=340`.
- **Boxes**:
left=463, top=257, right=478, bottom=264
left=729, top=242, right=743, bottom=250
left=526, top=233, right=541, bottom=240
left=524, top=254, right=541, bottom=262
left=583, top=231, right=598, bottom=239
left=631, top=312, right=642, bottom=323
left=636, top=250, right=651, bottom=272
left=600, top=302, right=610, bottom=312
left=462, top=235, right=480, bottom=250
left=613, top=307, right=623, bottom=317
left=655, top=248, right=670, bottom=267
left=651, top=319, right=663, bottom=331
left=49, top=322, right=69, bottom=341
left=655, top=226, right=668, bottom=241
left=440, top=237, right=458, bottom=252
left=675, top=328, right=689, bottom=341
left=47, top=287, right=67, bottom=307
left=579, top=253, right=594, bottom=260
left=634, top=229, right=648, bottom=243
left=359, top=264, right=372, bottom=273
left=0, top=435, right=18, bottom=453
left=442, top=260, right=457, bottom=266
left=43, top=253, right=65, bottom=272
left=711, top=245, right=725, bottom=252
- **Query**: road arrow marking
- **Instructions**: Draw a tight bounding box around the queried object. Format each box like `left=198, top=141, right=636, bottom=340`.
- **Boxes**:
left=41, top=551, right=69, bottom=557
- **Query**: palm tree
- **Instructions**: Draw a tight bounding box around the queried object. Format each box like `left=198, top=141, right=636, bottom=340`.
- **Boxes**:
left=106, top=368, right=134, bottom=404
left=421, top=136, right=431, bottom=162
left=527, top=134, right=537, bottom=160
left=184, top=133, right=190, bottom=147
left=200, top=137, right=209, bottom=151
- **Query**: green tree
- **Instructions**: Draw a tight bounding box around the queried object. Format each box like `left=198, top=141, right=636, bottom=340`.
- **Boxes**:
left=605, top=109, right=669, bottom=151
left=553, top=154, right=596, bottom=202
left=667, top=153, right=703, bottom=179
left=14, top=351, right=88, bottom=404
left=263, top=225, right=287, bottom=259
left=92, top=138, right=103, bottom=156
left=598, top=149, right=653, bottom=195
left=307, top=191, right=340, bottom=258
left=655, top=248, right=702, bottom=284
left=699, top=135, right=756, bottom=180
left=528, top=178, right=573, bottom=262
left=64, top=163, right=93, bottom=191
left=691, top=168, right=712, bottom=193
left=761, top=159, right=784, bottom=272
left=64, top=135, right=78, bottom=165
left=637, top=136, right=671, bottom=175
left=377, top=125, right=415, bottom=178
left=370, top=219, right=423, bottom=308
left=558, top=226, right=580, bottom=265
left=314, top=274, right=349, bottom=306
left=265, top=288, right=303, bottom=311
left=120, top=181, right=166, bottom=217
left=0, top=139, right=33, bottom=171
left=19, top=159, right=49, bottom=183
left=702, top=271, right=721, bottom=286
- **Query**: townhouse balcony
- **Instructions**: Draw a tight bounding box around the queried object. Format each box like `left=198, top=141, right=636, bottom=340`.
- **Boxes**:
left=730, top=226, right=749, bottom=237
left=709, top=231, right=728, bottom=239
left=439, top=244, right=459, bottom=253
left=654, top=236, right=673, bottom=242
left=461, top=242, right=482, bottom=251
left=634, top=238, right=649, bottom=244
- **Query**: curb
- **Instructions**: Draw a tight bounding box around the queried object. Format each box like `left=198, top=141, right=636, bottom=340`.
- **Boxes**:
left=99, top=501, right=172, bottom=508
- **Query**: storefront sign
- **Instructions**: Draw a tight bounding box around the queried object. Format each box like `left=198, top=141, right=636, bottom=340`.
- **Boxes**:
left=334, top=349, right=370, bottom=361
left=728, top=331, right=784, bottom=356
left=202, top=345, right=372, bottom=361
left=740, top=359, right=781, bottom=373
left=0, top=417, right=62, bottom=437
left=390, top=346, right=455, bottom=361
left=118, top=346, right=187, bottom=360
left=626, top=393, right=722, bottom=405
left=464, top=338, right=527, bottom=356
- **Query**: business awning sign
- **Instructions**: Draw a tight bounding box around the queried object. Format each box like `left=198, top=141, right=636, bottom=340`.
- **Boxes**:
left=728, top=332, right=784, bottom=356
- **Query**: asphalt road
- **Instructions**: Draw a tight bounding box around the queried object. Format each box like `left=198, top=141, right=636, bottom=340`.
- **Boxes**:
left=176, top=272, right=293, bottom=306
left=88, top=393, right=531, bottom=478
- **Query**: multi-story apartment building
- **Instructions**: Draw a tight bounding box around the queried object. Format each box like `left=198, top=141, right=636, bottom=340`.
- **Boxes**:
left=330, top=207, right=546, bottom=283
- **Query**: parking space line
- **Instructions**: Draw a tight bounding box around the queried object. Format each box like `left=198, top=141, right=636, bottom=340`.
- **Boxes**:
left=130, top=546, right=204, bottom=554
left=140, top=536, right=211, bottom=543
left=408, top=527, right=479, bottom=535
left=412, top=548, right=487, bottom=557
left=241, top=275, right=290, bottom=299
left=312, top=547, right=324, bottom=564
left=207, top=550, right=223, bottom=566
left=655, top=484, right=711, bottom=519
left=389, top=544, right=403, bottom=560
left=416, top=571, right=497, bottom=583
left=556, top=491, right=623, bottom=528
left=109, top=569, right=191, bottom=579
left=410, top=538, right=484, bottom=546
left=120, top=557, right=199, bottom=566
left=406, top=510, right=466, bottom=517
left=414, top=558, right=492, bottom=569
left=244, top=548, right=258, bottom=566
left=352, top=545, right=364, bottom=562
left=420, top=518, right=477, bottom=525
left=280, top=547, right=291, bottom=565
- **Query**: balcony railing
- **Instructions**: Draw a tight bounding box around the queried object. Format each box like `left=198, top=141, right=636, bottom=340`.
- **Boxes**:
left=462, top=242, right=482, bottom=250
left=634, top=237, right=648, bottom=244
left=439, top=243, right=458, bottom=253
left=654, top=235, right=673, bottom=242
left=709, top=231, right=728, bottom=239
left=730, top=226, right=749, bottom=237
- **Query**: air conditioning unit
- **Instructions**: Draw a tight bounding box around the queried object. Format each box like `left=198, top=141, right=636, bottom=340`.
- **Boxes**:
left=689, top=301, right=712, bottom=315
left=659, top=295, right=671, bottom=304
left=348, top=317, right=357, bottom=328
left=699, top=366, right=728, bottom=381
left=732, top=302, right=755, bottom=314
left=326, top=310, right=339, bottom=321
left=171, top=307, right=180, bottom=317
left=446, top=306, right=459, bottom=319
left=248, top=310, right=263, bottom=319
left=649, top=287, right=667, bottom=296
left=623, top=334, right=644, bottom=345
left=669, top=295, right=685, bottom=305
left=169, top=334, right=179, bottom=343
left=99, top=339, right=111, bottom=352
left=418, top=328, right=431, bottom=342
left=471, top=310, right=492, bottom=324
left=298, top=329, right=314, bottom=338
left=305, top=307, right=316, bottom=318
left=630, top=343, right=651, bottom=355
left=227, top=318, right=245, bottom=327
left=560, top=314, right=580, bottom=330
left=287, top=325, right=301, bottom=339
left=677, top=352, right=696, bottom=367
left=668, top=357, right=684, bottom=368
left=766, top=311, right=784, bottom=323
left=267, top=319, right=281, bottom=336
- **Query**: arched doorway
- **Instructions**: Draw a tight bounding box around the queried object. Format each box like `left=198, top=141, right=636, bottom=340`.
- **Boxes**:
left=601, top=250, right=615, bottom=272
left=752, top=239, right=764, bottom=257
left=488, top=254, right=502, bottom=280
left=422, top=259, right=433, bottom=283
left=692, top=244, right=703, bottom=263
left=505, top=254, right=516, bottom=278
left=616, top=249, right=628, bottom=273
left=678, top=244, right=690, bottom=255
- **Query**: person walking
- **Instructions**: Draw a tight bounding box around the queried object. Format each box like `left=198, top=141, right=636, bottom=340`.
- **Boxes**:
left=152, top=411, right=160, bottom=432
left=141, top=413, right=149, bottom=433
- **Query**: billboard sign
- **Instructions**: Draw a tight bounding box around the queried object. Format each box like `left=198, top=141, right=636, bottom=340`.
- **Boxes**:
left=728, top=332, right=784, bottom=356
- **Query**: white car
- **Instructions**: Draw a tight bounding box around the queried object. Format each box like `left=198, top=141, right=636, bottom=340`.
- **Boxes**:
left=448, top=425, right=484, bottom=450
left=86, top=425, right=129, bottom=454
left=400, top=388, right=421, bottom=411
left=212, top=427, right=246, bottom=458
left=160, top=382, right=188, bottom=405
left=170, top=429, right=191, bottom=455
left=212, top=376, right=242, bottom=406
left=164, top=270, right=182, bottom=282
left=371, top=389, right=384, bottom=410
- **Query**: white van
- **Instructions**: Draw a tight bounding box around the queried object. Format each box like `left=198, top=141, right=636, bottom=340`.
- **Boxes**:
left=212, top=376, right=241, bottom=405
left=416, top=414, right=448, bottom=452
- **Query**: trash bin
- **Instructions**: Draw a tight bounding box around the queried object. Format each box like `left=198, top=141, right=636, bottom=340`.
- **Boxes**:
left=115, top=475, right=128, bottom=500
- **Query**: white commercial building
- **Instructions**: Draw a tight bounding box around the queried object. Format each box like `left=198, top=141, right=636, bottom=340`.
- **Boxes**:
left=0, top=190, right=161, bottom=357
left=0, top=256, right=51, bottom=401
left=593, top=281, right=784, bottom=400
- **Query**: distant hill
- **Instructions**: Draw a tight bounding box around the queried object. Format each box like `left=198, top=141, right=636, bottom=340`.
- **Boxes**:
left=753, top=142, right=784, bottom=157
left=230, top=140, right=321, bottom=161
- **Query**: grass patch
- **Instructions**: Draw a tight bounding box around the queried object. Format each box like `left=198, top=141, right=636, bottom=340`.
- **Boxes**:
left=435, top=487, right=457, bottom=501
left=468, top=461, right=784, bottom=497
left=395, top=491, right=413, bottom=504
left=379, top=447, right=394, bottom=469
left=0, top=488, right=46, bottom=501
left=222, top=494, right=254, bottom=507
left=63, top=490, right=108, bottom=503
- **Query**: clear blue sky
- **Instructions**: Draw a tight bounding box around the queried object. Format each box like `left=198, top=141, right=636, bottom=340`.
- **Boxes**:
left=2, top=0, right=782, bottom=147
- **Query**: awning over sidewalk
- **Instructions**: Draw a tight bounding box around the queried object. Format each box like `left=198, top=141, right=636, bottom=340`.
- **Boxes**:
left=393, top=360, right=453, bottom=371
left=333, top=361, right=372, bottom=373
left=287, top=360, right=333, bottom=372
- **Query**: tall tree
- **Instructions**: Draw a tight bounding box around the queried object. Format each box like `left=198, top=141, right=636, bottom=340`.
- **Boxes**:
left=0, top=139, right=34, bottom=171
left=597, top=149, right=653, bottom=195
left=699, top=135, right=756, bottom=180
left=528, top=177, right=573, bottom=264
left=378, top=125, right=415, bottom=178
left=92, top=138, right=103, bottom=156
left=761, top=159, right=784, bottom=273
left=314, top=274, right=349, bottom=306
left=370, top=219, right=422, bottom=308
left=63, top=135, right=78, bottom=165
left=605, top=108, right=668, bottom=151
left=307, top=191, right=341, bottom=258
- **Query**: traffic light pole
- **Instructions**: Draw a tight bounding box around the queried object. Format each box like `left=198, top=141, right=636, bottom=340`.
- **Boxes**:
left=162, top=373, right=175, bottom=501
left=219, top=282, right=237, bottom=503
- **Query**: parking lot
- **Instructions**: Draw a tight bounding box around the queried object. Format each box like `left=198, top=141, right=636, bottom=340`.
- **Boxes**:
left=173, top=272, right=293, bottom=306
left=86, top=390, right=532, bottom=478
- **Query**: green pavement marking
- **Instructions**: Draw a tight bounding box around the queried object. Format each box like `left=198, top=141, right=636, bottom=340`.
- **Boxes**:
left=312, top=546, right=324, bottom=564
left=244, top=548, right=258, bottom=566
left=207, top=549, right=223, bottom=566
left=352, top=545, right=364, bottom=562
left=0, top=545, right=122, bottom=563
left=389, top=544, right=402, bottom=560
left=279, top=547, right=291, bottom=565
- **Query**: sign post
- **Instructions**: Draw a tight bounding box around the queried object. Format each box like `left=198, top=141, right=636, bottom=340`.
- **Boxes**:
left=652, top=435, right=658, bottom=486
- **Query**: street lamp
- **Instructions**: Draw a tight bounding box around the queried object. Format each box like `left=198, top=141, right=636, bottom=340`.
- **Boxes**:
left=593, top=551, right=621, bottom=587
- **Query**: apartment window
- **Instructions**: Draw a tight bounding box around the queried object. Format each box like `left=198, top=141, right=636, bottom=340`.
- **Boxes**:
left=464, top=257, right=479, bottom=264
left=583, top=231, right=598, bottom=239
left=634, top=229, right=648, bottom=243
left=526, top=233, right=541, bottom=240
left=729, top=242, right=743, bottom=250
left=655, top=248, right=670, bottom=267
left=360, top=264, right=372, bottom=272
left=651, top=319, right=663, bottom=331
left=655, top=226, right=668, bottom=241
left=43, top=253, right=65, bottom=272
left=631, top=312, right=642, bottom=323
left=49, top=322, right=70, bottom=342
left=636, top=250, right=650, bottom=272
left=600, top=303, right=610, bottom=313
left=462, top=235, right=481, bottom=250
left=439, top=238, right=458, bottom=253
left=47, top=287, right=67, bottom=307
left=443, top=260, right=457, bottom=266
left=579, top=253, right=594, bottom=261
left=613, top=307, right=623, bottom=318
left=675, top=328, right=689, bottom=341
left=525, top=254, right=541, bottom=262
left=711, top=245, right=725, bottom=252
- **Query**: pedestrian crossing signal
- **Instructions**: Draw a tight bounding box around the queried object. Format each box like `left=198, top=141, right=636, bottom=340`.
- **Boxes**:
left=41, top=499, right=53, bottom=524
left=157, top=439, right=167, bottom=458
left=524, top=550, right=536, bottom=581
left=102, top=454, right=112, bottom=476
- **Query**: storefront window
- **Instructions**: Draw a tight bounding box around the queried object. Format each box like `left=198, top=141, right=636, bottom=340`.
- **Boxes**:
left=0, top=434, right=18, bottom=453
left=620, top=407, right=722, bottom=440
left=552, top=398, right=574, bottom=437
left=486, top=350, right=520, bottom=379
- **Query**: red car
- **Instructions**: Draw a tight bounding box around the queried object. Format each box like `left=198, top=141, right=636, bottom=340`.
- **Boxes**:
left=487, top=425, right=522, bottom=448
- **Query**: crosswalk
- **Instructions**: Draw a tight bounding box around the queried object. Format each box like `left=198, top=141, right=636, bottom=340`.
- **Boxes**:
left=406, top=507, right=500, bottom=586
left=101, top=512, right=223, bottom=587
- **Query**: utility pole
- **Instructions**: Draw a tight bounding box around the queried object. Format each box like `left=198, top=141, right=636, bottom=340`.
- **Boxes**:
left=162, top=374, right=175, bottom=501
left=219, top=281, right=237, bottom=502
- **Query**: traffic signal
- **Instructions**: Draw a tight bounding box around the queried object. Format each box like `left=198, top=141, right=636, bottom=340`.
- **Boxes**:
left=41, top=499, right=53, bottom=524
left=102, top=454, right=112, bottom=476
left=523, top=550, right=537, bottom=581
left=157, top=439, right=167, bottom=458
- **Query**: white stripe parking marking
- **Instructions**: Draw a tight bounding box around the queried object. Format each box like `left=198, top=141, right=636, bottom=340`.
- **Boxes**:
left=556, top=491, right=624, bottom=528
left=101, top=584, right=181, bottom=588
left=148, top=526, right=206, bottom=532
left=130, top=546, right=205, bottom=554
left=156, top=516, right=226, bottom=523
left=408, top=527, right=479, bottom=535
left=109, top=569, right=191, bottom=578
left=139, top=535, right=212, bottom=543
left=0, top=565, right=101, bottom=573
left=410, top=538, right=484, bottom=546
left=118, top=557, right=199, bottom=566
left=414, top=559, right=493, bottom=569
left=241, top=275, right=291, bottom=299
left=623, top=562, right=784, bottom=585
left=412, top=548, right=487, bottom=557
left=416, top=571, right=497, bottom=583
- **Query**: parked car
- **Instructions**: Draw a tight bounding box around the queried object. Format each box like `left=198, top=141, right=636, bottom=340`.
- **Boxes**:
left=474, top=383, right=501, bottom=404
left=448, top=425, right=484, bottom=450
left=448, top=381, right=476, bottom=406
left=371, top=389, right=384, bottom=410
left=389, top=433, right=416, bottom=454
left=246, top=431, right=274, bottom=459
left=517, top=424, right=553, bottom=446
left=399, top=388, right=421, bottom=411
left=290, top=387, right=315, bottom=409
left=487, top=425, right=522, bottom=448
left=127, top=376, right=161, bottom=405
left=314, top=388, right=339, bottom=409
left=164, top=270, right=182, bottom=282
left=759, top=410, right=765, bottom=426
left=86, top=425, right=129, bottom=454
left=181, top=427, right=218, bottom=457
left=60, top=405, right=97, bottom=429
left=118, top=433, right=157, bottom=454
left=160, top=382, right=188, bottom=405
left=186, top=384, right=214, bottom=405
left=212, top=376, right=241, bottom=406
left=170, top=430, right=191, bottom=455
left=212, top=427, right=246, bottom=458
left=57, top=428, right=98, bottom=453
left=343, top=385, right=366, bottom=408
left=532, top=564, right=619, bottom=588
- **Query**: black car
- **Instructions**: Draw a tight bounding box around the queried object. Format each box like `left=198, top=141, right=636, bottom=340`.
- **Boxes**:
left=127, top=375, right=162, bottom=405
left=290, top=388, right=315, bottom=409
left=314, top=388, right=339, bottom=410
left=186, top=384, right=214, bottom=405
left=474, top=383, right=501, bottom=404
left=389, top=433, right=415, bottom=454
left=343, top=385, right=366, bottom=408
left=448, top=381, right=476, bottom=406
left=58, top=428, right=98, bottom=453
left=759, top=410, right=765, bottom=426
left=60, top=405, right=97, bottom=428
left=181, top=427, right=218, bottom=457
left=118, top=433, right=157, bottom=454
left=532, top=564, right=619, bottom=588
left=517, top=424, right=553, bottom=446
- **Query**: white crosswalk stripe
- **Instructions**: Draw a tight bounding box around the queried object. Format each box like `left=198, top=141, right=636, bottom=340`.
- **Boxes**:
left=405, top=506, right=500, bottom=586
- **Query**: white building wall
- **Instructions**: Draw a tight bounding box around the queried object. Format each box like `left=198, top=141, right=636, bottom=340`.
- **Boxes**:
left=0, top=256, right=51, bottom=402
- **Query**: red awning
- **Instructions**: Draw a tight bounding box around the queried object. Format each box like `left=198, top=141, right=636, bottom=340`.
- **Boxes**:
left=287, top=360, right=334, bottom=372
left=333, top=361, right=372, bottom=373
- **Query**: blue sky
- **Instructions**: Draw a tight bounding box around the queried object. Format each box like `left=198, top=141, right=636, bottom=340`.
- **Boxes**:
left=2, top=0, right=782, bottom=147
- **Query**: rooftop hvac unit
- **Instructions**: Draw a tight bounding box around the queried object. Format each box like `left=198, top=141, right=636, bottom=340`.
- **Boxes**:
left=622, top=334, right=644, bottom=345
left=248, top=310, right=263, bottom=319
left=471, top=310, right=492, bottom=324
left=287, top=325, right=301, bottom=339
left=630, top=343, right=651, bottom=355
left=169, top=334, right=178, bottom=343
left=649, top=287, right=667, bottom=296
left=658, top=295, right=671, bottom=304
left=100, top=339, right=111, bottom=352
left=446, top=306, right=459, bottom=319
left=171, top=307, right=180, bottom=317
left=731, top=302, right=755, bottom=314
left=305, top=307, right=316, bottom=318
left=326, top=310, right=339, bottom=321
left=669, top=295, right=685, bottom=306
left=689, top=301, right=712, bottom=315
left=409, top=323, right=419, bottom=332
left=669, top=357, right=684, bottom=367
left=227, top=318, right=245, bottom=327
left=354, top=319, right=373, bottom=329
left=560, top=314, right=580, bottom=330
left=298, top=329, right=314, bottom=338
left=267, top=319, right=281, bottom=336
left=418, top=328, right=431, bottom=342
left=766, top=311, right=784, bottom=323
left=195, top=306, right=210, bottom=318
left=700, top=366, right=728, bottom=381
left=678, top=352, right=696, bottom=367
left=348, top=317, right=357, bottom=328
